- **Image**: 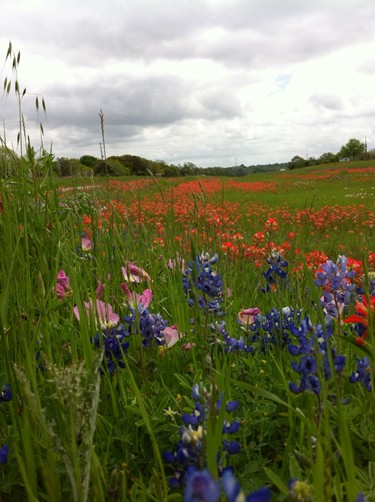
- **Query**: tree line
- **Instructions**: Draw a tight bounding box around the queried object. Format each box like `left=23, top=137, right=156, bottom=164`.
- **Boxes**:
left=0, top=138, right=372, bottom=178
left=288, top=138, right=371, bottom=169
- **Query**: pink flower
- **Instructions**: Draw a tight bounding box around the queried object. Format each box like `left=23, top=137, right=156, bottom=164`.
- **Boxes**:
left=57, top=270, right=70, bottom=290
left=238, top=308, right=261, bottom=325
left=55, top=283, right=67, bottom=300
left=163, top=325, right=184, bottom=348
left=167, top=254, right=186, bottom=272
left=54, top=269, right=72, bottom=300
left=121, top=283, right=153, bottom=309
left=74, top=300, right=119, bottom=328
left=81, top=237, right=93, bottom=252
left=122, top=262, right=151, bottom=283
left=96, top=281, right=104, bottom=299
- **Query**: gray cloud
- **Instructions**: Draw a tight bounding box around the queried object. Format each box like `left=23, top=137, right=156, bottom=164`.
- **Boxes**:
left=2, top=0, right=375, bottom=165
left=309, top=93, right=344, bottom=111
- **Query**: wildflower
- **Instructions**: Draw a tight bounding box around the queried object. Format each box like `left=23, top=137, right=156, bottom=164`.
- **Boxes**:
left=163, top=325, right=184, bottom=348
left=168, top=254, right=186, bottom=272
left=184, top=468, right=220, bottom=502
left=74, top=300, right=120, bottom=328
left=238, top=308, right=261, bottom=326
left=222, top=469, right=271, bottom=502
left=261, top=250, right=288, bottom=292
left=96, top=280, right=104, bottom=299
left=183, top=254, right=224, bottom=315
left=90, top=323, right=130, bottom=373
left=57, top=270, right=70, bottom=290
left=288, top=478, right=313, bottom=501
left=121, top=283, right=153, bottom=310
left=122, top=262, right=150, bottom=283
left=164, top=383, right=241, bottom=489
left=264, top=217, right=278, bottom=232
left=344, top=294, right=375, bottom=339
left=349, top=357, right=372, bottom=391
left=81, top=237, right=93, bottom=252
left=54, top=269, right=72, bottom=300
left=288, top=318, right=346, bottom=396
left=0, top=445, right=8, bottom=465
left=0, top=384, right=11, bottom=402
left=164, top=407, right=178, bottom=419
left=314, top=256, right=357, bottom=321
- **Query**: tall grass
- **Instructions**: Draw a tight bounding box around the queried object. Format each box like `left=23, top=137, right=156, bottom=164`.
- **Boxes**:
left=1, top=44, right=375, bottom=501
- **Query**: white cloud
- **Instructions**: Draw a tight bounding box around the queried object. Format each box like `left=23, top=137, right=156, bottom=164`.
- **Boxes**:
left=1, top=0, right=375, bottom=166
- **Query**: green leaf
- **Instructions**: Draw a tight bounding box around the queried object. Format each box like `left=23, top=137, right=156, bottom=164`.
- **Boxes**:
left=264, top=467, right=289, bottom=496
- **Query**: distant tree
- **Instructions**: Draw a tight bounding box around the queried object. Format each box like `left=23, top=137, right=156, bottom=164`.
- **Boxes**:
left=181, top=162, right=199, bottom=176
left=288, top=155, right=305, bottom=170
left=106, top=158, right=130, bottom=176
left=57, top=157, right=72, bottom=176
left=339, top=138, right=365, bottom=161
left=80, top=155, right=98, bottom=168
left=163, top=164, right=180, bottom=177
left=318, top=152, right=339, bottom=164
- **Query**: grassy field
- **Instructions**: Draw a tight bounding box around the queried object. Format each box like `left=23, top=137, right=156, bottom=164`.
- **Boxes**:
left=0, top=160, right=375, bottom=501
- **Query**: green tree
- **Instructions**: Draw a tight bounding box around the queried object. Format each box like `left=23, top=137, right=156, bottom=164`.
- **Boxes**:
left=318, top=152, right=339, bottom=164
left=288, top=155, right=305, bottom=170
left=80, top=155, right=98, bottom=168
left=339, top=138, right=365, bottom=161
left=163, top=164, right=180, bottom=177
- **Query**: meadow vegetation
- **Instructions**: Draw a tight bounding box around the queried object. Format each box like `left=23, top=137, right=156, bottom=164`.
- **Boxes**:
left=1, top=44, right=375, bottom=502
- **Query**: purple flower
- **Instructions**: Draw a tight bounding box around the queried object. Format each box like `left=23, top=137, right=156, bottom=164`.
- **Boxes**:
left=184, top=468, right=220, bottom=502
left=222, top=470, right=271, bottom=502
left=0, top=384, right=11, bottom=402
left=0, top=445, right=8, bottom=464
left=54, top=269, right=72, bottom=300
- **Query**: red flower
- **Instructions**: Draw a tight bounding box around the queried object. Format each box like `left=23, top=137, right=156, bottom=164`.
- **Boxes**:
left=344, top=295, right=375, bottom=338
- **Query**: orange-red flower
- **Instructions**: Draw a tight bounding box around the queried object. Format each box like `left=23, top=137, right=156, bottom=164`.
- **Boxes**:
left=344, top=295, right=375, bottom=338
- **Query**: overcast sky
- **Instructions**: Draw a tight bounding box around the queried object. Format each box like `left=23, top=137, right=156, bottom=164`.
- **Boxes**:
left=1, top=0, right=375, bottom=167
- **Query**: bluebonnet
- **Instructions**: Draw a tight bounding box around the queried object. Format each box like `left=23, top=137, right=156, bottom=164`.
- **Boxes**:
left=221, top=469, right=271, bottom=502
left=90, top=304, right=171, bottom=372
left=349, top=357, right=372, bottom=392
left=184, top=468, right=220, bottom=502
left=0, top=445, right=8, bottom=465
left=163, top=383, right=240, bottom=489
left=0, top=384, right=12, bottom=402
left=209, top=307, right=303, bottom=355
left=245, top=307, right=302, bottom=351
left=288, top=317, right=346, bottom=395
left=261, top=250, right=288, bottom=292
left=314, top=256, right=356, bottom=320
left=182, top=253, right=224, bottom=316
left=91, top=323, right=131, bottom=373
left=183, top=468, right=271, bottom=502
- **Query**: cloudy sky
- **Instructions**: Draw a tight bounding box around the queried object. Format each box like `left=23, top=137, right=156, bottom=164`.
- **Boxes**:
left=1, top=0, right=375, bottom=167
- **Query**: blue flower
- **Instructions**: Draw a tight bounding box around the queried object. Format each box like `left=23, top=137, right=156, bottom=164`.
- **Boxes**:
left=184, top=468, right=220, bottom=502
left=349, top=357, right=372, bottom=391
left=0, top=445, right=8, bottom=464
left=222, top=470, right=271, bottom=502
left=0, top=384, right=11, bottom=402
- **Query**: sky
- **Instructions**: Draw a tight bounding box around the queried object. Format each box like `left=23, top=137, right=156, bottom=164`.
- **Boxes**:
left=1, top=0, right=375, bottom=168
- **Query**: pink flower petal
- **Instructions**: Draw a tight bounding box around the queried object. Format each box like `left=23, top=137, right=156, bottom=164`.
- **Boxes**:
left=81, top=237, right=93, bottom=252
left=163, top=325, right=184, bottom=348
left=238, top=307, right=261, bottom=325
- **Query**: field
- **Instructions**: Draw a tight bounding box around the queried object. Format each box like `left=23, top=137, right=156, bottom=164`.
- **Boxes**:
left=0, top=161, right=375, bottom=501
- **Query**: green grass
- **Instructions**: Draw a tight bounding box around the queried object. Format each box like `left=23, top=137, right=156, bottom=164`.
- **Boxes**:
left=1, top=41, right=375, bottom=498
left=0, top=158, right=374, bottom=501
